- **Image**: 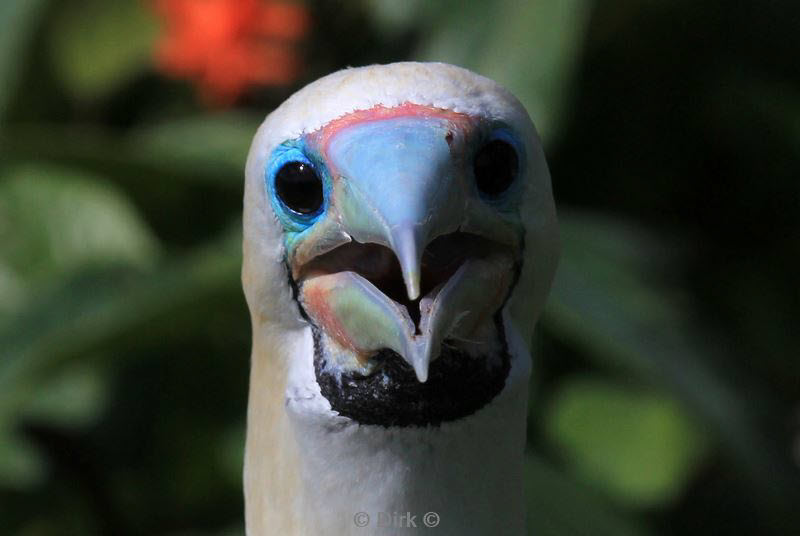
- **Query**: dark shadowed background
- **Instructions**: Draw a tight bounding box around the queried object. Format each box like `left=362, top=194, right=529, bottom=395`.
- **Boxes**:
left=1, top=1, right=799, bottom=534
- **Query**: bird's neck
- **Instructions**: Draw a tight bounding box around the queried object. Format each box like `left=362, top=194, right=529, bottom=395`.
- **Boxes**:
left=243, top=325, right=304, bottom=535
left=244, top=319, right=531, bottom=536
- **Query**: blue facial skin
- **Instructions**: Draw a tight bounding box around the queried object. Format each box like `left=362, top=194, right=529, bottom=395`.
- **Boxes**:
left=265, top=121, right=526, bottom=248
left=326, top=117, right=458, bottom=233
left=265, top=139, right=332, bottom=244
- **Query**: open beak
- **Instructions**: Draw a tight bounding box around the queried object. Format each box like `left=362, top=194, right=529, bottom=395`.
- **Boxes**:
left=292, top=115, right=521, bottom=382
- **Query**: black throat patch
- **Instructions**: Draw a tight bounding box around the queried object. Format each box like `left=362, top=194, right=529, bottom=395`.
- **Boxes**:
left=313, top=313, right=511, bottom=427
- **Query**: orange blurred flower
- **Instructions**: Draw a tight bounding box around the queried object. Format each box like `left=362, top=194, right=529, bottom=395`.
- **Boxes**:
left=152, top=0, right=310, bottom=105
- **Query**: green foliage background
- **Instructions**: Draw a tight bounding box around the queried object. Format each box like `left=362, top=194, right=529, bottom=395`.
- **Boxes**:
left=1, top=1, right=799, bottom=534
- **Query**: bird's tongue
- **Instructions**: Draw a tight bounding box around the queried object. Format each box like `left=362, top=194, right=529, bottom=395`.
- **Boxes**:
left=299, top=253, right=513, bottom=382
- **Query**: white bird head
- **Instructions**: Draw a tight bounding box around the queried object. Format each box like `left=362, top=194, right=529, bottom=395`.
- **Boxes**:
left=242, top=62, right=558, bottom=534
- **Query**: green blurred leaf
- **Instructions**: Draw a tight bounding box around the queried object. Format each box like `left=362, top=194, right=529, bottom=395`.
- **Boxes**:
left=525, top=452, right=651, bottom=536
left=0, top=424, right=47, bottom=490
left=21, top=363, right=109, bottom=428
left=126, top=113, right=262, bottom=178
left=544, top=211, right=800, bottom=526
left=415, top=0, right=591, bottom=144
left=364, top=0, right=426, bottom=34
left=0, top=365, right=107, bottom=490
left=0, top=261, right=26, bottom=318
left=0, top=225, right=240, bottom=499
left=0, top=114, right=261, bottom=187
left=0, top=0, right=48, bottom=123
left=0, top=225, right=241, bottom=421
left=218, top=425, right=246, bottom=488
left=49, top=0, right=157, bottom=99
left=0, top=163, right=159, bottom=287
left=543, top=376, right=709, bottom=508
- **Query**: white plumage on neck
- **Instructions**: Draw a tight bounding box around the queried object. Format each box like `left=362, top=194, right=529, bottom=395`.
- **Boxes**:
left=245, top=309, right=531, bottom=535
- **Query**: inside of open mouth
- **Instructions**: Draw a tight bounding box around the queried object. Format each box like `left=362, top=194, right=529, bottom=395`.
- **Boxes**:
left=299, top=231, right=507, bottom=331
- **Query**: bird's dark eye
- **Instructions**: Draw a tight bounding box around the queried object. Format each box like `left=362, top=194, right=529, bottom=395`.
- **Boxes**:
left=274, top=161, right=323, bottom=215
left=473, top=139, right=519, bottom=198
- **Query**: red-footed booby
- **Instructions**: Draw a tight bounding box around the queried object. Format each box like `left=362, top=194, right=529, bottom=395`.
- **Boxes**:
left=242, top=62, right=558, bottom=535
